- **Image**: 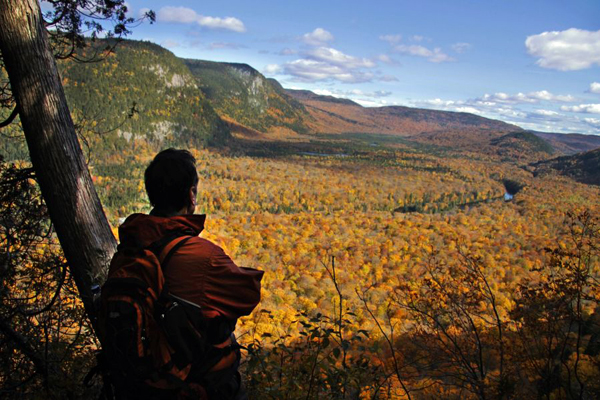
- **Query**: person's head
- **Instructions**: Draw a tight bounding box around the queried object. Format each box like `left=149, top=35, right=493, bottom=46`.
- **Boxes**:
left=144, top=148, right=199, bottom=215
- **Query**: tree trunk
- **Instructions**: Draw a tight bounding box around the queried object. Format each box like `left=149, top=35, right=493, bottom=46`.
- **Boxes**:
left=0, top=0, right=117, bottom=322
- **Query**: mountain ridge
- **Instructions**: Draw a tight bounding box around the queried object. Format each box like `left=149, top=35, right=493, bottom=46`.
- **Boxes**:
left=531, top=131, right=600, bottom=155
left=5, top=38, right=597, bottom=163
left=285, top=88, right=520, bottom=136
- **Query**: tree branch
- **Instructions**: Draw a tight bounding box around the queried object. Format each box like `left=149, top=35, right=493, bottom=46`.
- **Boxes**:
left=0, top=105, right=18, bottom=128
left=0, top=317, right=47, bottom=375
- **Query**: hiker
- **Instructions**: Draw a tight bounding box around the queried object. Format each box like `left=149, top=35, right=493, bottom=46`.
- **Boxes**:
left=109, top=148, right=264, bottom=399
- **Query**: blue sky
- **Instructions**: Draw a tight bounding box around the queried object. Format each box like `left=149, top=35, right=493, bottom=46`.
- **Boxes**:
left=98, top=1, right=600, bottom=134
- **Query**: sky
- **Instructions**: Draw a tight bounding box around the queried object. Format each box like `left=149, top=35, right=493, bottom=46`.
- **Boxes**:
left=81, top=1, right=600, bottom=134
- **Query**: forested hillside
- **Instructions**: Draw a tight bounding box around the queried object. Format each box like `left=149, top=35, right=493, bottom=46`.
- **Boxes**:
left=62, top=40, right=230, bottom=149
left=184, top=59, right=310, bottom=135
left=533, top=147, right=600, bottom=185
left=2, top=40, right=231, bottom=162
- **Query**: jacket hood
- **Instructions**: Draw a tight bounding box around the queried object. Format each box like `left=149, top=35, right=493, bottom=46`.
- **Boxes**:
left=118, top=213, right=206, bottom=248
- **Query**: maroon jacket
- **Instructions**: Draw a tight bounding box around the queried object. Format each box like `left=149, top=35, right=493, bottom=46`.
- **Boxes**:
left=118, top=213, right=264, bottom=320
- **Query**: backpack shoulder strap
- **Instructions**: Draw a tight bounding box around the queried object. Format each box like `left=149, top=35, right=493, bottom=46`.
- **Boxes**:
left=158, top=235, right=194, bottom=271
left=153, top=234, right=194, bottom=301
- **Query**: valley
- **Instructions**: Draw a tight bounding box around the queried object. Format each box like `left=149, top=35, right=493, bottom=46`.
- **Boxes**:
left=2, top=38, right=599, bottom=399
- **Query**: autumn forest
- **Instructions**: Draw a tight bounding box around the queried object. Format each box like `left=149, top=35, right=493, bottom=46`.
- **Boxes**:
left=1, top=2, right=600, bottom=399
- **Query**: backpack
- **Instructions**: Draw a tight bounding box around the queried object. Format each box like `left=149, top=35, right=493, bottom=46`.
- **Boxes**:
left=96, top=231, right=211, bottom=399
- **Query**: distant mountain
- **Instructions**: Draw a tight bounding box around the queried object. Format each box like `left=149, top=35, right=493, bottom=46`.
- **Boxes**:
left=403, top=129, right=557, bottom=162
left=8, top=38, right=593, bottom=164
left=60, top=40, right=230, bottom=151
left=284, top=90, right=598, bottom=160
left=532, top=148, right=600, bottom=186
left=286, top=89, right=520, bottom=136
left=532, top=131, right=600, bottom=155
left=286, top=89, right=362, bottom=107
left=183, top=60, right=309, bottom=135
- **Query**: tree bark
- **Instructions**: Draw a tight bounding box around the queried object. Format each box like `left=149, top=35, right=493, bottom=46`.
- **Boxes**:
left=0, top=0, right=117, bottom=322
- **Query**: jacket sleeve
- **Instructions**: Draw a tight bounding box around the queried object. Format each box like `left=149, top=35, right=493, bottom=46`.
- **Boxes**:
left=202, top=244, right=264, bottom=319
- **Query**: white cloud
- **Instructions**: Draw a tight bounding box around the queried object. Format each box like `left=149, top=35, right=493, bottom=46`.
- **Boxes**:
left=352, top=99, right=384, bottom=107
left=198, top=16, right=245, bottom=32
left=156, top=6, right=246, bottom=32
left=584, top=117, right=600, bottom=127
left=495, top=108, right=527, bottom=118
left=418, top=98, right=496, bottom=116
left=421, top=98, right=459, bottom=107
left=351, top=89, right=392, bottom=98
left=314, top=88, right=392, bottom=99
left=380, top=35, right=454, bottom=63
left=312, top=89, right=396, bottom=107
left=157, top=6, right=198, bottom=23
left=454, top=106, right=480, bottom=114
left=416, top=93, right=600, bottom=134
left=529, top=90, right=575, bottom=102
left=283, top=59, right=373, bottom=83
left=302, top=28, right=334, bottom=46
left=393, top=44, right=454, bottom=63
left=281, top=45, right=376, bottom=83
left=313, top=89, right=339, bottom=97
left=532, top=109, right=561, bottom=117
left=590, top=82, right=600, bottom=94
left=307, top=47, right=375, bottom=68
left=561, top=104, right=600, bottom=113
left=263, top=64, right=282, bottom=74
left=452, top=42, right=472, bottom=53
left=379, top=34, right=402, bottom=44
left=480, top=90, right=575, bottom=104
left=525, top=28, right=600, bottom=71
left=418, top=97, right=544, bottom=120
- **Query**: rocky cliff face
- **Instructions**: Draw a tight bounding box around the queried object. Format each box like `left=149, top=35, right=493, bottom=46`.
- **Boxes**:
left=184, top=59, right=309, bottom=134
left=58, top=40, right=229, bottom=149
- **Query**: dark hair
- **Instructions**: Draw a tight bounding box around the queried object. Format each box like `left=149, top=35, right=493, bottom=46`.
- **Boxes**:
left=144, top=149, right=198, bottom=213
